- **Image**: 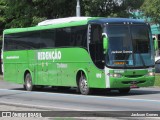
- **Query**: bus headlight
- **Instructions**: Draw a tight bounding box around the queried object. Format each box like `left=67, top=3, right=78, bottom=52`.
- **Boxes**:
left=108, top=73, right=122, bottom=78
left=147, top=72, right=155, bottom=76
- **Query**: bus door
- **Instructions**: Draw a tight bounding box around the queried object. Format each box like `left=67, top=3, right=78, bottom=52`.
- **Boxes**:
left=88, top=24, right=105, bottom=87
left=88, top=24, right=104, bottom=69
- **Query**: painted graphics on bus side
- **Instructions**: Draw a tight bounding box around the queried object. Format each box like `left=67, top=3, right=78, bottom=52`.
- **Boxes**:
left=37, top=49, right=61, bottom=61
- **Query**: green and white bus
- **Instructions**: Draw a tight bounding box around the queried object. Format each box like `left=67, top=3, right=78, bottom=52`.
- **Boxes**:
left=2, top=17, right=155, bottom=95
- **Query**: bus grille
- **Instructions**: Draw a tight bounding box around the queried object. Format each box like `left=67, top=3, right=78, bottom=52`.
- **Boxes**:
left=124, top=75, right=144, bottom=78
left=122, top=80, right=145, bottom=84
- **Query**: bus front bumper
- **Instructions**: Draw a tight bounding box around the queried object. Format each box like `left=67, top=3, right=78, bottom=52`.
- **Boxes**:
left=109, top=76, right=155, bottom=89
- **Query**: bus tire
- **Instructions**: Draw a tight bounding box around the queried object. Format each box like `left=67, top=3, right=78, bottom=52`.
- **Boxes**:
left=79, top=74, right=91, bottom=95
left=118, top=88, right=130, bottom=94
left=24, top=73, right=35, bottom=91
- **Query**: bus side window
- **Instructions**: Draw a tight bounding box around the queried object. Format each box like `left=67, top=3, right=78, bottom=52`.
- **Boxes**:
left=70, top=26, right=87, bottom=48
left=40, top=30, right=55, bottom=48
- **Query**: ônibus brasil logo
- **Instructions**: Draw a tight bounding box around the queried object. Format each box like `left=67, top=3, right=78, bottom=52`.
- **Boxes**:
left=38, top=50, right=61, bottom=61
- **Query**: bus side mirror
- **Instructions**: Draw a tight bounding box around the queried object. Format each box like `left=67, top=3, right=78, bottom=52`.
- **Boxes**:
left=154, top=38, right=158, bottom=51
left=102, top=33, right=109, bottom=54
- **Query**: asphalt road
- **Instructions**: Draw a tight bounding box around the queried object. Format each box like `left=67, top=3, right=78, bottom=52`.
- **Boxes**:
left=0, top=78, right=160, bottom=119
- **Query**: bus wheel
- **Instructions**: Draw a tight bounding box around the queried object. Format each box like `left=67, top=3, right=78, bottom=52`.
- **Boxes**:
left=118, top=88, right=130, bottom=94
left=79, top=74, right=91, bottom=95
left=24, top=73, right=35, bottom=91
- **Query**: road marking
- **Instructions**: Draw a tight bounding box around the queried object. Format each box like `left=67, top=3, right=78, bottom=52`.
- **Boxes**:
left=0, top=89, right=160, bottom=104
left=0, top=101, right=88, bottom=111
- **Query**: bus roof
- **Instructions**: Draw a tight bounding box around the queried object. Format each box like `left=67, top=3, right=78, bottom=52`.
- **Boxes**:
left=4, top=17, right=96, bottom=34
left=38, top=17, right=92, bottom=26
left=4, top=17, right=146, bottom=34
left=88, top=18, right=145, bottom=24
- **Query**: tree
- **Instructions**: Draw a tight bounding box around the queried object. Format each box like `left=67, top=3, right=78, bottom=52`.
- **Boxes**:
left=4, top=0, right=33, bottom=28
left=4, top=0, right=77, bottom=28
left=0, top=0, right=6, bottom=36
left=0, top=0, right=145, bottom=29
left=141, top=0, right=160, bottom=24
left=82, top=0, right=144, bottom=17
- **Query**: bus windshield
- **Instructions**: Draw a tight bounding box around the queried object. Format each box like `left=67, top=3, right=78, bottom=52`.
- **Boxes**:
left=105, top=24, right=154, bottom=68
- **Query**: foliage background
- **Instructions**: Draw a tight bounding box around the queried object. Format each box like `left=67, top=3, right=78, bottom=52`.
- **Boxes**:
left=0, top=0, right=145, bottom=29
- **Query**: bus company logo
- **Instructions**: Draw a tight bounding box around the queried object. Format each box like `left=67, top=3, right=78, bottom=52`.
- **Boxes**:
left=37, top=50, right=61, bottom=61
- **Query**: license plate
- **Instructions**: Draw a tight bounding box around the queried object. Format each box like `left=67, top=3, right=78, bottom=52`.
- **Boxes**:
left=130, top=84, right=138, bottom=88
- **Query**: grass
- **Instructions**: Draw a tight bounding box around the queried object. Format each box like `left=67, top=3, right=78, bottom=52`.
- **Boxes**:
left=155, top=74, right=160, bottom=87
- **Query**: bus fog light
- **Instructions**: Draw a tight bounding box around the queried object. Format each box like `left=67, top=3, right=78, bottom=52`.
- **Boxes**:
left=147, top=72, right=155, bottom=76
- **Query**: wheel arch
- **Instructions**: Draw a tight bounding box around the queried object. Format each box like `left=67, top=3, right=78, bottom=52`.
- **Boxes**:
left=24, top=69, right=33, bottom=84
left=76, top=69, right=89, bottom=87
